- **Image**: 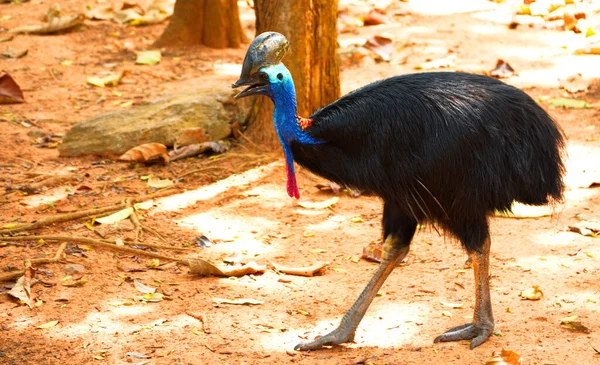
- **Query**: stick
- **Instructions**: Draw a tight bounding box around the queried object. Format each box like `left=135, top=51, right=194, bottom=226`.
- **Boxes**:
left=99, top=239, right=192, bottom=251
left=0, top=188, right=180, bottom=234
left=0, top=242, right=66, bottom=282
left=0, top=236, right=183, bottom=262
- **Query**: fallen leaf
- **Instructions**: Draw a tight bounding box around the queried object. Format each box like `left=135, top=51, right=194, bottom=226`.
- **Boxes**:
left=0, top=73, right=25, bottom=104
left=520, top=285, right=543, bottom=300
left=7, top=263, right=34, bottom=308
left=485, top=348, right=523, bottom=365
left=415, top=54, right=456, bottom=70
left=1, top=48, right=28, bottom=59
left=548, top=98, right=592, bottom=109
left=125, top=351, right=150, bottom=359
left=559, top=74, right=591, bottom=93
left=559, top=315, right=590, bottom=333
left=568, top=225, right=597, bottom=237
left=490, top=59, right=515, bottom=78
left=272, top=261, right=329, bottom=277
left=87, top=70, right=126, bottom=88
left=364, top=35, right=393, bottom=62
left=62, top=278, right=88, bottom=287
left=134, top=279, right=156, bottom=294
left=36, top=320, right=59, bottom=329
left=134, top=292, right=164, bottom=302
left=442, top=311, right=453, bottom=317
left=351, top=217, right=364, bottom=223
left=133, top=200, right=154, bottom=210
left=96, top=207, right=134, bottom=224
left=147, top=177, right=174, bottom=189
left=297, top=197, right=339, bottom=209
left=119, top=142, right=170, bottom=164
left=363, top=9, right=387, bottom=26
left=136, top=50, right=161, bottom=65
left=440, top=301, right=464, bottom=308
left=185, top=258, right=266, bottom=277
left=11, top=13, right=84, bottom=34
left=494, top=202, right=553, bottom=219
left=212, top=298, right=263, bottom=305
left=130, top=9, right=171, bottom=26
left=146, top=259, right=161, bottom=269
left=574, top=43, right=600, bottom=55
left=85, top=4, right=115, bottom=20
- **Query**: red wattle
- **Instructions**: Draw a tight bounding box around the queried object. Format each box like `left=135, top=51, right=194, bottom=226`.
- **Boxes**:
left=286, top=163, right=300, bottom=199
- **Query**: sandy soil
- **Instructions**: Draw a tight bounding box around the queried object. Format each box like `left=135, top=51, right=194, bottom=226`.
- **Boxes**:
left=1, top=1, right=600, bottom=364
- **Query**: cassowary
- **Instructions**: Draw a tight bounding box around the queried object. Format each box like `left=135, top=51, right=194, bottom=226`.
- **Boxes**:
left=232, top=32, right=565, bottom=351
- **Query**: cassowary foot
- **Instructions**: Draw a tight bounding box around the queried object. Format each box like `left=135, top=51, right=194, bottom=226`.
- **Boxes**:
left=294, top=328, right=355, bottom=351
left=433, top=322, right=493, bottom=349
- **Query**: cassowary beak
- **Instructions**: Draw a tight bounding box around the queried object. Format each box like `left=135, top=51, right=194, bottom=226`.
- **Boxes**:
left=232, top=31, right=289, bottom=99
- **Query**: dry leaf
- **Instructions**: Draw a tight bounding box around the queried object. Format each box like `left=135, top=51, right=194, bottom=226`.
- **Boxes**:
left=119, top=143, right=170, bottom=164
left=134, top=279, right=156, bottom=294
left=134, top=292, right=164, bottom=302
left=96, top=207, right=133, bottom=224
left=568, top=225, right=597, bottom=237
left=363, top=9, right=387, bottom=26
left=87, top=70, right=126, bottom=88
left=272, top=261, right=329, bottom=277
left=574, top=43, right=600, bottom=55
left=168, top=141, right=228, bottom=161
left=442, top=311, right=453, bottom=317
left=85, top=5, right=115, bottom=20
left=490, top=59, right=515, bottom=78
left=36, top=320, right=59, bottom=329
left=0, top=73, right=25, bottom=104
left=212, top=298, right=263, bottom=305
left=485, top=349, right=523, bottom=365
left=62, top=278, right=88, bottom=287
left=11, top=13, right=84, bottom=34
left=520, top=285, right=543, bottom=300
left=7, top=262, right=34, bottom=308
left=560, top=315, right=590, bottom=333
left=134, top=200, right=154, bottom=210
left=297, top=197, right=339, bottom=209
left=136, top=50, right=161, bottom=65
left=130, top=9, right=171, bottom=26
left=440, top=301, right=464, bottom=308
left=364, top=35, right=393, bottom=62
left=147, top=177, right=174, bottom=189
left=184, top=258, right=266, bottom=277
left=559, top=74, right=591, bottom=93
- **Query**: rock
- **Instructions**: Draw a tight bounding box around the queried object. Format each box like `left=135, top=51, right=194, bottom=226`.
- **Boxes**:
left=59, top=84, right=250, bottom=157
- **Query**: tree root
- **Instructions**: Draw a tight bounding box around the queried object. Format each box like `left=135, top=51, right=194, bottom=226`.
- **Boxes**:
left=0, top=242, right=66, bottom=282
left=0, top=188, right=180, bottom=235
left=0, top=236, right=184, bottom=263
left=99, top=239, right=191, bottom=251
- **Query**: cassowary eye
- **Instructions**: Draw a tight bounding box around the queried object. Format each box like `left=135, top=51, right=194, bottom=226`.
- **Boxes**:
left=277, top=73, right=283, bottom=80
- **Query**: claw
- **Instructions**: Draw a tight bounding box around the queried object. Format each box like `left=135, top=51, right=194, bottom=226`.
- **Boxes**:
left=294, top=330, right=355, bottom=351
left=433, top=323, right=493, bottom=349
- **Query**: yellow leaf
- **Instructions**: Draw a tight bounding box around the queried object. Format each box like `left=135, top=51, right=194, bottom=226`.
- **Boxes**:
left=309, top=248, right=327, bottom=254
left=442, top=311, right=453, bottom=317
left=519, top=285, right=543, bottom=300
left=60, top=59, right=73, bottom=66
left=440, top=301, right=463, bottom=308
left=135, top=50, right=161, bottom=65
left=351, top=217, right=364, bottom=223
left=96, top=207, right=133, bottom=224
left=1, top=223, right=18, bottom=229
left=36, top=320, right=59, bottom=329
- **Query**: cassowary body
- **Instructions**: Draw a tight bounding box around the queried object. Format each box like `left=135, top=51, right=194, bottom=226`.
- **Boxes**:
left=233, top=32, right=565, bottom=351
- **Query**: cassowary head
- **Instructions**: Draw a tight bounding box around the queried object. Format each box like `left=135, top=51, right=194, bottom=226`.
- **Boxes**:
left=232, top=32, right=294, bottom=101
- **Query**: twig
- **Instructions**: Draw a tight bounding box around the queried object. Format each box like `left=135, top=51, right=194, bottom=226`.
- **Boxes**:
left=99, top=239, right=192, bottom=251
left=0, top=242, right=66, bottom=282
left=129, top=209, right=143, bottom=242
left=0, top=236, right=183, bottom=262
left=186, top=311, right=211, bottom=333
left=0, top=188, right=181, bottom=234
left=178, top=166, right=225, bottom=179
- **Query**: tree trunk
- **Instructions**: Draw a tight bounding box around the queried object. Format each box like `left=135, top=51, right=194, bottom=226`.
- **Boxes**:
left=246, top=0, right=340, bottom=149
left=154, top=0, right=246, bottom=48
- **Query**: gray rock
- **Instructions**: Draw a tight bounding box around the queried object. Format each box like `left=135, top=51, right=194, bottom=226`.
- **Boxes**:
left=59, top=85, right=250, bottom=157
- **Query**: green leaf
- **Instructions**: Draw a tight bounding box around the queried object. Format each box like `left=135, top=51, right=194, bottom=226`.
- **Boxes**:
left=548, top=98, right=592, bottom=109
left=135, top=50, right=161, bottom=65
left=36, top=320, right=59, bottom=329
left=96, top=207, right=133, bottom=224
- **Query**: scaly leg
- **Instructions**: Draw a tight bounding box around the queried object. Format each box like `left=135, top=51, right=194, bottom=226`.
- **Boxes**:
left=295, top=208, right=416, bottom=351
left=434, top=236, right=494, bottom=349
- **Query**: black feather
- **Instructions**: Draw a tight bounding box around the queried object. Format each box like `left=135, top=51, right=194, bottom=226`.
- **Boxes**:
left=291, top=72, right=565, bottom=251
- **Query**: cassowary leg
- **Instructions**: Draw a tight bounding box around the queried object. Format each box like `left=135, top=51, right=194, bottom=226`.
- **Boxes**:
left=295, top=208, right=416, bottom=351
left=434, top=236, right=494, bottom=349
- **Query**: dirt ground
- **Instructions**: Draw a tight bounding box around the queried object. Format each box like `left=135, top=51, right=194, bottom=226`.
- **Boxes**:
left=1, top=0, right=600, bottom=364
